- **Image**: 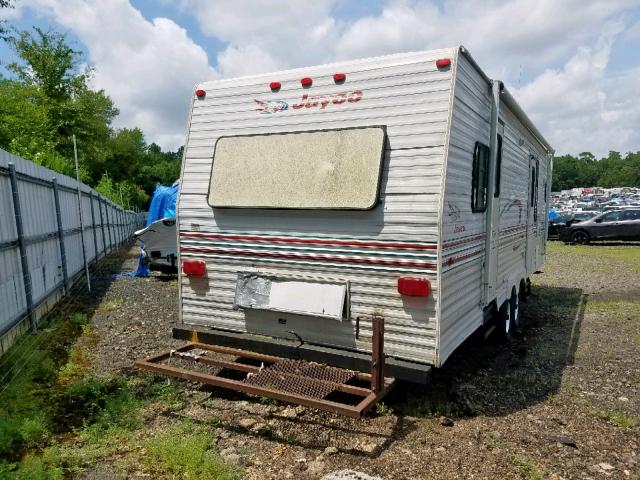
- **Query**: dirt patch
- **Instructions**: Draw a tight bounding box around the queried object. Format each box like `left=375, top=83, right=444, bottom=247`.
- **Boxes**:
left=67, top=243, right=640, bottom=478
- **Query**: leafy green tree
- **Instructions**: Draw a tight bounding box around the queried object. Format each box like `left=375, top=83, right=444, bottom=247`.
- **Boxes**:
left=0, top=26, right=183, bottom=209
left=0, top=0, right=13, bottom=40
left=553, top=151, right=640, bottom=191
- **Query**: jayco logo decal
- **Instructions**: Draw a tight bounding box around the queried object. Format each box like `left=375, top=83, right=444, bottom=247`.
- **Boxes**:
left=254, top=90, right=363, bottom=114
left=254, top=99, right=289, bottom=114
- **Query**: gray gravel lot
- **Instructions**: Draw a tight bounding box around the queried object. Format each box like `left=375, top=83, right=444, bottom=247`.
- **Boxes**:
left=82, top=241, right=639, bottom=479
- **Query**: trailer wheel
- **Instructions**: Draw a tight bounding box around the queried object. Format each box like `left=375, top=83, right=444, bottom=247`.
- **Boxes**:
left=519, top=279, right=527, bottom=301
left=495, top=300, right=512, bottom=343
left=510, top=289, right=522, bottom=329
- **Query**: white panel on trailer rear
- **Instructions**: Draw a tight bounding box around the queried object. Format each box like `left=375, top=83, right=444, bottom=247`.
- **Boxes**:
left=177, top=46, right=553, bottom=377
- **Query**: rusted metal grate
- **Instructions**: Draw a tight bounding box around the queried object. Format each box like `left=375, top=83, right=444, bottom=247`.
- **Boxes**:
left=245, top=359, right=357, bottom=399
left=134, top=317, right=394, bottom=417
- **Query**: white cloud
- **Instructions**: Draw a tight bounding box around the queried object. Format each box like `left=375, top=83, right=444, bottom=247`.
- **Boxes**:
left=19, top=0, right=217, bottom=150
left=514, top=22, right=640, bottom=157
left=334, top=0, right=637, bottom=82
left=180, top=0, right=340, bottom=76
left=10, top=0, right=640, bottom=156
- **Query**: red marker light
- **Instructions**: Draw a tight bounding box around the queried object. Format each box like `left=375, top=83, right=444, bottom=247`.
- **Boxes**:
left=183, top=259, right=206, bottom=277
left=435, top=58, right=451, bottom=69
left=195, top=89, right=206, bottom=98
left=397, top=277, right=430, bottom=297
left=301, top=77, right=313, bottom=87
left=270, top=81, right=281, bottom=91
left=333, top=73, right=346, bottom=83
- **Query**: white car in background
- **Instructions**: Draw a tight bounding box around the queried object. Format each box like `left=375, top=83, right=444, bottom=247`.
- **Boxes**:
left=134, top=218, right=178, bottom=274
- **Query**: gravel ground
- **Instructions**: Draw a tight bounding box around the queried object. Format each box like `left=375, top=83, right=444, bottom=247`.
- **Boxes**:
left=81, top=241, right=639, bottom=479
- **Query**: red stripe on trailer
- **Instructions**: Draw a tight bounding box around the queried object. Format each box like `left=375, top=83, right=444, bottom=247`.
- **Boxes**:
left=443, top=248, right=484, bottom=267
left=442, top=234, right=485, bottom=250
left=180, top=246, right=437, bottom=269
left=180, top=232, right=437, bottom=251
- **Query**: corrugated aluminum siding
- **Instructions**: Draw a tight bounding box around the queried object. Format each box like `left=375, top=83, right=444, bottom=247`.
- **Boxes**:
left=0, top=148, right=142, bottom=348
left=438, top=51, right=491, bottom=365
left=179, top=48, right=458, bottom=364
left=438, top=52, right=551, bottom=365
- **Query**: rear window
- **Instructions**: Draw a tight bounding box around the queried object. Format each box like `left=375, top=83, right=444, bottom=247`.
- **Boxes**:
left=600, top=211, right=623, bottom=222
left=207, top=127, right=386, bottom=210
left=622, top=210, right=640, bottom=220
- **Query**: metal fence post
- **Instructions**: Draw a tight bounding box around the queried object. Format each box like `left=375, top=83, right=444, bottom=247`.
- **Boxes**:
left=8, top=163, right=36, bottom=332
left=105, top=203, right=113, bottom=252
left=52, top=178, right=69, bottom=292
left=120, top=209, right=125, bottom=243
left=98, top=196, right=106, bottom=258
left=89, top=191, right=98, bottom=263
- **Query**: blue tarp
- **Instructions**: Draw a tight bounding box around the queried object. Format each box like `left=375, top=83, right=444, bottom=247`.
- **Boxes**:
left=114, top=182, right=178, bottom=278
left=548, top=209, right=560, bottom=221
left=146, top=183, right=179, bottom=227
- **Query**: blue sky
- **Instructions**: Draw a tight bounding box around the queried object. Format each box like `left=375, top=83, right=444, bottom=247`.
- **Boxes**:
left=2, top=0, right=639, bottom=156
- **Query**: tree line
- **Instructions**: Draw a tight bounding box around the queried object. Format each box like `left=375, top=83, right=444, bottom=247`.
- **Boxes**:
left=552, top=151, right=640, bottom=192
left=0, top=23, right=181, bottom=209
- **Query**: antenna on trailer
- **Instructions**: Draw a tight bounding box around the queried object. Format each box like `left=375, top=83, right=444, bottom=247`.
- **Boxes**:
left=518, top=64, right=523, bottom=89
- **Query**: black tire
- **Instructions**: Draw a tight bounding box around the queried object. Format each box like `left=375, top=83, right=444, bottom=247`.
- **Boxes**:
left=511, top=288, right=522, bottom=329
left=570, top=230, right=590, bottom=244
left=494, top=299, right=512, bottom=343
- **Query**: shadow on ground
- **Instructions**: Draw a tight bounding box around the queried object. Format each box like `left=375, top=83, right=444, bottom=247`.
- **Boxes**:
left=385, top=284, right=585, bottom=419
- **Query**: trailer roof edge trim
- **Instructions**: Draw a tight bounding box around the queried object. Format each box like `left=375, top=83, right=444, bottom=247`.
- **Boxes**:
left=458, top=46, right=554, bottom=155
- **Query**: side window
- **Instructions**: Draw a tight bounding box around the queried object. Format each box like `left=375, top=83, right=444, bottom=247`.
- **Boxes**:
left=472, top=142, right=490, bottom=212
left=601, top=211, right=622, bottom=222
left=622, top=210, right=640, bottom=221
left=530, top=157, right=539, bottom=221
left=529, top=165, right=536, bottom=207
left=494, top=134, right=503, bottom=198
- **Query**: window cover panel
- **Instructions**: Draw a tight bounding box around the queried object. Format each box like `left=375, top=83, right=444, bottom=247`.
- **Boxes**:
left=207, top=126, right=386, bottom=209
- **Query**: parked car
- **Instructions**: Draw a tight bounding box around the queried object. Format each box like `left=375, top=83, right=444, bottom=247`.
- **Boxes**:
left=548, top=211, right=598, bottom=239
left=560, top=209, right=640, bottom=244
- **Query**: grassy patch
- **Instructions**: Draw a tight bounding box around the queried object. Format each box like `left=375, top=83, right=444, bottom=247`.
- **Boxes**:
left=513, top=454, right=544, bottom=480
left=0, top=314, right=90, bottom=462
left=95, top=297, right=124, bottom=313
left=0, top=312, right=183, bottom=478
left=595, top=409, right=639, bottom=429
left=144, top=423, right=240, bottom=479
left=586, top=299, right=640, bottom=317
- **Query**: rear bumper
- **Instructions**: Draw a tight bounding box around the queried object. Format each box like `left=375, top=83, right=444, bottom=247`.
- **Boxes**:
left=557, top=226, right=571, bottom=242
left=173, top=326, right=432, bottom=384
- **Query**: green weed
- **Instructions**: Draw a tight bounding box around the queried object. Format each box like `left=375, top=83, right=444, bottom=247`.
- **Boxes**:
left=598, top=409, right=639, bottom=429
left=8, top=453, right=64, bottom=480
left=144, top=423, right=240, bottom=479
left=513, top=454, right=544, bottom=480
left=95, top=298, right=124, bottom=313
left=375, top=402, right=393, bottom=416
left=258, top=396, right=278, bottom=406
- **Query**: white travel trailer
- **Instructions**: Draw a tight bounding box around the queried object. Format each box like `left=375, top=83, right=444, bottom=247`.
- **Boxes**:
left=173, top=46, right=553, bottom=383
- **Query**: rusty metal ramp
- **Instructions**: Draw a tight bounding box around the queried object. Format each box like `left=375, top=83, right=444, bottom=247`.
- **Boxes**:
left=135, top=319, right=395, bottom=417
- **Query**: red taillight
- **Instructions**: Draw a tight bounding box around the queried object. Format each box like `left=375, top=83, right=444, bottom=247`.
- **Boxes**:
left=435, top=58, right=451, bottom=69
left=270, top=81, right=281, bottom=91
left=183, top=259, right=206, bottom=277
left=333, top=73, right=346, bottom=83
left=195, top=89, right=206, bottom=98
left=397, top=277, right=430, bottom=297
left=301, top=77, right=313, bottom=87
